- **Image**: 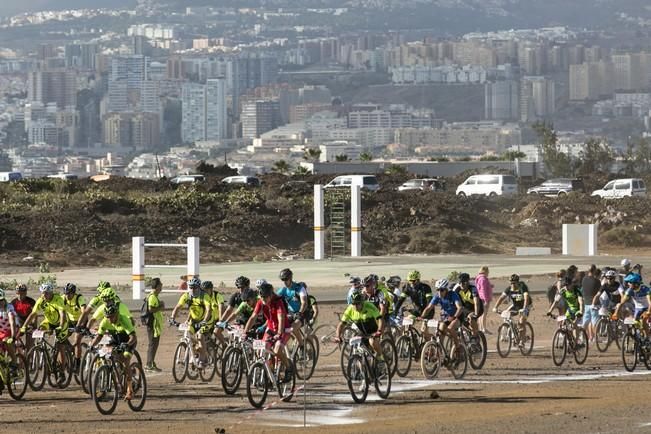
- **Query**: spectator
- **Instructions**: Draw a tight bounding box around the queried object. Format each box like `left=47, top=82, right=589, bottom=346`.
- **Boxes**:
left=581, top=265, right=601, bottom=342
left=178, top=275, right=188, bottom=292
left=475, top=266, right=493, bottom=334
left=145, top=278, right=164, bottom=372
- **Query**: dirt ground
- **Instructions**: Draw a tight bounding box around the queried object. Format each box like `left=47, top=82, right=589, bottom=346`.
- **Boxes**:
left=2, top=295, right=651, bottom=434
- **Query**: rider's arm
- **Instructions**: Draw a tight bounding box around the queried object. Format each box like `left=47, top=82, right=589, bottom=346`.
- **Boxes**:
left=578, top=296, right=584, bottom=315
left=9, top=311, right=16, bottom=338
left=127, top=331, right=137, bottom=347
left=547, top=297, right=558, bottom=315
left=493, top=294, right=506, bottom=311
left=170, top=303, right=181, bottom=322
left=591, top=290, right=602, bottom=307
left=472, top=294, right=480, bottom=316
left=243, top=301, right=262, bottom=333
left=299, top=291, right=308, bottom=315
left=453, top=301, right=463, bottom=320
left=21, top=311, right=36, bottom=331
left=376, top=316, right=385, bottom=335
left=77, top=305, right=93, bottom=327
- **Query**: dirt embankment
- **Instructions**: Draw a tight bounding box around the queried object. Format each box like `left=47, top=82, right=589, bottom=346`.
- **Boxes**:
left=0, top=172, right=649, bottom=269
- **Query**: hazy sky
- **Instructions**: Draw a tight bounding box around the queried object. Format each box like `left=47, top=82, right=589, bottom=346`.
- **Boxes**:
left=0, top=1, right=135, bottom=16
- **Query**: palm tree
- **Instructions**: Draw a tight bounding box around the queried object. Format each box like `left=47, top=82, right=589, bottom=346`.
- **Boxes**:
left=272, top=159, right=291, bottom=175
left=335, top=154, right=349, bottom=162
left=293, top=165, right=310, bottom=176
left=360, top=152, right=373, bottom=162
left=303, top=148, right=321, bottom=162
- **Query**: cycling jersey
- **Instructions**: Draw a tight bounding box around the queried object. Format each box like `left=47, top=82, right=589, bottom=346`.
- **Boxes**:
left=276, top=282, right=307, bottom=313
left=92, top=302, right=131, bottom=322
left=429, top=291, right=462, bottom=318
left=176, top=292, right=211, bottom=321
left=502, top=282, right=530, bottom=310
left=97, top=312, right=136, bottom=336
left=395, top=282, right=433, bottom=315
left=377, top=282, right=395, bottom=313
left=63, top=293, right=86, bottom=323
left=11, top=296, right=35, bottom=324
left=228, top=291, right=244, bottom=309
left=204, top=291, right=224, bottom=323
left=0, top=304, right=16, bottom=333
left=558, top=287, right=582, bottom=313
left=600, top=281, right=623, bottom=304
left=235, top=301, right=263, bottom=326
left=364, top=289, right=387, bottom=312
left=454, top=284, right=482, bottom=311
left=253, top=295, right=289, bottom=335
left=624, top=286, right=651, bottom=310
left=33, top=293, right=67, bottom=325
left=340, top=301, right=381, bottom=335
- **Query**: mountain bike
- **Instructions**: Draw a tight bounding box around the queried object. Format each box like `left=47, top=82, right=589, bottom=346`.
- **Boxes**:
left=621, top=317, right=651, bottom=372
left=420, top=319, right=468, bottom=380
left=459, top=316, right=487, bottom=370
left=220, top=324, right=256, bottom=395
left=0, top=342, right=27, bottom=400
left=245, top=337, right=296, bottom=408
left=346, top=334, right=391, bottom=403
left=594, top=308, right=625, bottom=352
left=495, top=310, right=534, bottom=357
left=26, top=329, right=73, bottom=390
left=549, top=314, right=589, bottom=366
left=170, top=321, right=209, bottom=383
left=394, top=316, right=424, bottom=377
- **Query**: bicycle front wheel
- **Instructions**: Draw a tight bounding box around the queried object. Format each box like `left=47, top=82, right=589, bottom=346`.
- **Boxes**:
left=448, top=344, right=468, bottom=380
left=395, top=335, right=412, bottom=377
left=594, top=318, right=611, bottom=353
left=294, top=338, right=317, bottom=381
left=127, top=362, right=147, bottom=412
left=496, top=323, right=512, bottom=358
left=519, top=323, right=534, bottom=356
left=346, top=354, right=368, bottom=404
left=172, top=341, right=189, bottom=383
left=246, top=361, right=270, bottom=408
left=7, top=353, right=28, bottom=400
left=26, top=346, right=47, bottom=391
left=314, top=324, right=338, bottom=357
left=51, top=345, right=74, bottom=389
left=551, top=329, right=567, bottom=367
left=199, top=341, right=218, bottom=382
left=221, top=347, right=244, bottom=395
left=373, top=357, right=391, bottom=399
left=621, top=332, right=638, bottom=372
left=573, top=327, right=589, bottom=365
left=420, top=340, right=442, bottom=380
left=380, top=337, right=397, bottom=378
left=92, top=365, right=118, bottom=415
left=467, top=331, right=487, bottom=370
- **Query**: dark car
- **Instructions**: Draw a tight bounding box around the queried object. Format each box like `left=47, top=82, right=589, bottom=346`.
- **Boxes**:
left=527, top=178, right=585, bottom=196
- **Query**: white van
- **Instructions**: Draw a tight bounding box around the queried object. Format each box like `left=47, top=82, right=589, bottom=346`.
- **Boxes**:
left=456, top=174, right=518, bottom=197
left=591, top=178, right=646, bottom=199
left=324, top=175, right=380, bottom=191
left=47, top=173, right=78, bottom=180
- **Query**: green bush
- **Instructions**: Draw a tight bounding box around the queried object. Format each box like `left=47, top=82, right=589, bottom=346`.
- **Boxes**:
left=602, top=227, right=643, bottom=246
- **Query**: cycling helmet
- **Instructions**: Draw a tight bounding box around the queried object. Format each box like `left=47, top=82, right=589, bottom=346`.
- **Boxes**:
left=459, top=273, right=470, bottom=283
left=39, top=283, right=54, bottom=293
left=407, top=270, right=421, bottom=281
left=97, top=280, right=111, bottom=292
left=279, top=268, right=293, bottom=281
left=243, top=289, right=258, bottom=301
left=259, top=283, right=274, bottom=298
left=16, top=284, right=27, bottom=292
left=255, top=278, right=268, bottom=289
left=386, top=276, right=401, bottom=289
left=349, top=276, right=362, bottom=286
left=624, top=273, right=642, bottom=284
left=0, top=289, right=5, bottom=301
left=104, top=303, right=119, bottom=317
left=100, top=287, right=117, bottom=302
left=201, top=280, right=214, bottom=291
left=604, top=270, right=617, bottom=278
left=435, top=279, right=449, bottom=290
left=188, top=277, right=201, bottom=289
left=235, top=276, right=250, bottom=289
left=509, top=274, right=520, bottom=283
left=64, top=283, right=77, bottom=294
left=621, top=258, right=631, bottom=267
left=350, top=291, right=364, bottom=304
left=370, top=274, right=380, bottom=282
left=363, top=275, right=376, bottom=286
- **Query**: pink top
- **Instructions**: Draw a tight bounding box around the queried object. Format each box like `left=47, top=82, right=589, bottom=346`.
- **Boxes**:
left=475, top=273, right=493, bottom=302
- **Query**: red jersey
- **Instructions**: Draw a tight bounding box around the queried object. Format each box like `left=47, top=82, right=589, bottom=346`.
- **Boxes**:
left=11, top=297, right=36, bottom=322
left=253, top=296, right=288, bottom=334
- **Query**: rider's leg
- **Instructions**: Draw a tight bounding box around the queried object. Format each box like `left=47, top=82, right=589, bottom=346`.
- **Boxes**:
left=292, top=319, right=304, bottom=346
left=214, top=327, right=226, bottom=346
left=124, top=354, right=133, bottom=399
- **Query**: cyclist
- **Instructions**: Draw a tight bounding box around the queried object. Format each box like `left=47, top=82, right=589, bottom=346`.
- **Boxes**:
left=335, top=291, right=385, bottom=370
left=0, top=288, right=18, bottom=370
left=170, top=277, right=211, bottom=366
left=220, top=276, right=251, bottom=323
left=362, top=275, right=388, bottom=319
left=10, top=284, right=36, bottom=351
left=375, top=275, right=395, bottom=315
left=89, top=287, right=132, bottom=328
left=393, top=270, right=432, bottom=318
left=420, top=279, right=463, bottom=348
left=592, top=269, right=623, bottom=313
left=243, top=282, right=293, bottom=378
left=615, top=273, right=651, bottom=336
left=220, top=289, right=263, bottom=332
left=492, top=274, right=532, bottom=345
left=546, top=277, right=584, bottom=321
left=385, top=275, right=402, bottom=306
left=76, top=280, right=112, bottom=329
left=346, top=276, right=363, bottom=304
left=89, top=303, right=137, bottom=400
left=619, top=258, right=632, bottom=283
left=200, top=280, right=225, bottom=346
left=62, top=283, right=86, bottom=371
left=453, top=273, right=483, bottom=339
left=276, top=268, right=310, bottom=347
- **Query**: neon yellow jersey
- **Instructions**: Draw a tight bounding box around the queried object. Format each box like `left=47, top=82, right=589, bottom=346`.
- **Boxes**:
left=377, top=282, right=394, bottom=313
left=177, top=292, right=211, bottom=321
left=33, top=293, right=67, bottom=324
left=341, top=301, right=381, bottom=323
left=63, top=294, right=86, bottom=322
left=98, top=312, right=135, bottom=336
left=204, top=291, right=224, bottom=323
left=93, top=302, right=131, bottom=322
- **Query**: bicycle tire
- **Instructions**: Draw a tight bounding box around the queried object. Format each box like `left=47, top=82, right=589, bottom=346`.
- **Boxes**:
left=519, top=322, right=535, bottom=356
left=346, top=354, right=368, bottom=404
left=496, top=323, right=512, bottom=358
left=373, top=356, right=391, bottom=399
left=199, top=341, right=218, bottom=382
left=221, top=347, right=244, bottom=395
left=73, top=342, right=88, bottom=385
left=85, top=353, right=104, bottom=395
left=92, top=365, right=118, bottom=415
left=277, top=360, right=295, bottom=402
left=594, top=318, right=611, bottom=353
left=448, top=344, right=468, bottom=380
left=340, top=341, right=351, bottom=380
left=420, top=340, right=442, bottom=380
left=126, top=362, right=147, bottom=412
left=293, top=338, right=316, bottom=381
left=573, top=327, right=589, bottom=365
left=79, top=347, right=94, bottom=393
left=7, top=353, right=28, bottom=400
left=26, top=346, right=47, bottom=391
left=380, top=337, right=398, bottom=378
left=172, top=341, right=189, bottom=383
left=52, top=345, right=74, bottom=389
left=395, top=335, right=412, bottom=377
left=467, top=331, right=487, bottom=370
left=314, top=324, right=338, bottom=357
left=246, top=361, right=269, bottom=408
left=621, top=332, right=638, bottom=372
left=551, top=329, right=567, bottom=367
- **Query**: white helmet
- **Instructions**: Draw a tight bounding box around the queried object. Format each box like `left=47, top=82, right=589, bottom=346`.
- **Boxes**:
left=604, top=269, right=617, bottom=278
left=435, top=279, right=449, bottom=290
left=255, top=278, right=268, bottom=289
left=621, top=258, right=631, bottom=267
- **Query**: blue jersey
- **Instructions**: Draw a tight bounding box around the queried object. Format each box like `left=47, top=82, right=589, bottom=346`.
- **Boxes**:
left=625, top=285, right=651, bottom=309
left=429, top=291, right=461, bottom=317
left=276, top=282, right=307, bottom=313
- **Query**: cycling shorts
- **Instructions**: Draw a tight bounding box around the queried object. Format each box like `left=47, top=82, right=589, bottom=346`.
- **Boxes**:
left=509, top=306, right=529, bottom=317
left=263, top=330, right=290, bottom=346
left=40, top=320, right=70, bottom=342
left=460, top=305, right=484, bottom=322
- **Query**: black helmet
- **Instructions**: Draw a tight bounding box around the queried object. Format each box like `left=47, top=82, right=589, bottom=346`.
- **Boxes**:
left=243, top=289, right=258, bottom=300
left=459, top=273, right=470, bottom=283
left=363, top=275, right=376, bottom=286
left=351, top=291, right=364, bottom=304
left=16, top=284, right=27, bottom=292
left=105, top=303, right=119, bottom=317
left=259, top=283, right=274, bottom=298
left=201, top=280, right=214, bottom=290
left=279, top=268, right=293, bottom=281
left=386, top=276, right=401, bottom=289
left=64, top=283, right=77, bottom=294
left=509, top=274, right=520, bottom=283
left=235, top=276, right=250, bottom=289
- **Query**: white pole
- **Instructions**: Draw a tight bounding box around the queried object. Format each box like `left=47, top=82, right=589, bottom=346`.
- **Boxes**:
left=314, top=184, right=325, bottom=260
left=132, top=237, right=145, bottom=300
left=187, top=237, right=200, bottom=278
left=351, top=185, right=361, bottom=257
left=588, top=224, right=598, bottom=256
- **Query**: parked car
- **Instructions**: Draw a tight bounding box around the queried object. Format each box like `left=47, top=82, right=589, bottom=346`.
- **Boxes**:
left=591, top=178, right=646, bottom=199
left=456, top=174, right=518, bottom=197
left=398, top=178, right=445, bottom=192
left=324, top=175, right=380, bottom=191
left=170, top=174, right=205, bottom=184
left=221, top=175, right=261, bottom=186
left=47, top=173, right=78, bottom=180
left=0, top=171, right=22, bottom=182
left=527, top=178, right=585, bottom=196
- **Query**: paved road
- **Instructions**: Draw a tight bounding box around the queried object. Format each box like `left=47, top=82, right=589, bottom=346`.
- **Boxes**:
left=1, top=253, right=637, bottom=309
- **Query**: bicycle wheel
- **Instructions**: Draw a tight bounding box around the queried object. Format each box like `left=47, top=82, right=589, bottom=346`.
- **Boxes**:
left=448, top=344, right=468, bottom=380
left=127, top=362, right=147, bottom=412
left=186, top=351, right=199, bottom=381
left=26, top=346, right=47, bottom=391
left=7, top=353, right=28, bottom=400
left=496, top=323, right=512, bottom=358
left=346, top=354, right=368, bottom=404
left=79, top=347, right=96, bottom=394
left=86, top=353, right=104, bottom=395
left=340, top=341, right=351, bottom=380
left=551, top=329, right=567, bottom=367
left=466, top=331, right=487, bottom=370
left=92, top=365, right=118, bottom=415
left=373, top=356, right=391, bottom=399
left=308, top=334, right=320, bottom=361
left=573, top=328, right=589, bottom=365
left=74, top=342, right=88, bottom=385
left=52, top=345, right=74, bottom=389
left=246, top=361, right=269, bottom=408
left=621, top=332, right=638, bottom=372
left=420, top=340, right=442, bottom=380
left=172, top=342, right=189, bottom=383
left=277, top=360, right=295, bottom=402
left=594, top=318, right=611, bottom=353
left=293, top=338, right=317, bottom=381
left=380, top=337, right=397, bottom=378
left=221, top=347, right=244, bottom=395
left=314, top=324, right=338, bottom=357
left=395, top=335, right=412, bottom=377
left=200, top=341, right=218, bottom=382
left=519, top=323, right=535, bottom=356
left=641, top=341, right=651, bottom=370
left=614, top=320, right=626, bottom=350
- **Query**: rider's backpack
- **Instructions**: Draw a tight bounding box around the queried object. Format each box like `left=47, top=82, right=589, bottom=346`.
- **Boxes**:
left=140, top=296, right=153, bottom=327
